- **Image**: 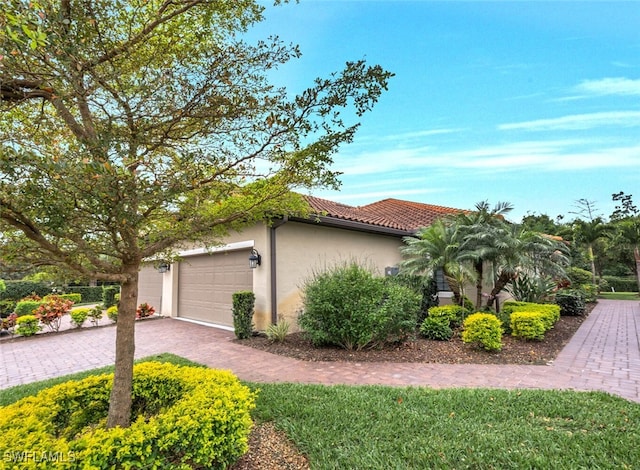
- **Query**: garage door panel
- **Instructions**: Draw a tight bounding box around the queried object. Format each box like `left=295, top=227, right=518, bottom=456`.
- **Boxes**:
left=178, top=251, right=252, bottom=326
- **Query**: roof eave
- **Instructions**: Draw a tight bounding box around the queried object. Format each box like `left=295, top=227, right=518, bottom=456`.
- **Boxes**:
left=290, top=214, right=413, bottom=237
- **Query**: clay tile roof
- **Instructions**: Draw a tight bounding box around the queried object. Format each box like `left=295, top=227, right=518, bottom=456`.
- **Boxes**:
left=303, top=195, right=464, bottom=233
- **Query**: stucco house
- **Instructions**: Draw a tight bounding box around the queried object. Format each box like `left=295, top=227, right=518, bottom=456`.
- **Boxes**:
left=136, top=196, right=463, bottom=331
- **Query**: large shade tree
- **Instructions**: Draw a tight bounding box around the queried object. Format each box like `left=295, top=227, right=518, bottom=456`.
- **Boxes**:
left=0, top=0, right=392, bottom=427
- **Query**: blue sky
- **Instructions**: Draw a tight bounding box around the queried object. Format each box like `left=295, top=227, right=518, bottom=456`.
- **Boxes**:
left=249, top=1, right=640, bottom=222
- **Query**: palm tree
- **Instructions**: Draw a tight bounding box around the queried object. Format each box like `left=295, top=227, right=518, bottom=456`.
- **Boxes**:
left=612, top=218, right=640, bottom=292
left=571, top=218, right=612, bottom=285
left=400, top=219, right=474, bottom=305
left=453, top=201, right=514, bottom=309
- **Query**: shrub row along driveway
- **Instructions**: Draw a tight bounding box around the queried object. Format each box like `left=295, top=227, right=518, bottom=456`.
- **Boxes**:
left=1, top=300, right=638, bottom=403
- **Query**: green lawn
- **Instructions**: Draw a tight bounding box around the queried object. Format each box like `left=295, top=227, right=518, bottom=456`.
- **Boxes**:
left=2, top=357, right=638, bottom=469
left=598, top=291, right=639, bottom=301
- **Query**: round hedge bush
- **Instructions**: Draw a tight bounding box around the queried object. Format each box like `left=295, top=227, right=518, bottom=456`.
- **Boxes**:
left=0, top=362, right=256, bottom=469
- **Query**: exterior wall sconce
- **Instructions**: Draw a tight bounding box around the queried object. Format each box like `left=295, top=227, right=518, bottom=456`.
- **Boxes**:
left=157, top=263, right=170, bottom=273
left=249, top=248, right=261, bottom=269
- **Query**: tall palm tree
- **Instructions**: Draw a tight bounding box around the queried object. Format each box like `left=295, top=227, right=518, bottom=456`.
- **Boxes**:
left=571, top=218, right=612, bottom=285
left=612, top=218, right=640, bottom=292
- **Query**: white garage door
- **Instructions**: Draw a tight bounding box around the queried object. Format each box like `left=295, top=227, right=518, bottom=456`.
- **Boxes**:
left=178, top=250, right=253, bottom=326
left=137, top=265, right=163, bottom=314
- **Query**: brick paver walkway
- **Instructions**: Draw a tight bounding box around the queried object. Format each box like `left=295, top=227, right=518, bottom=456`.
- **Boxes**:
left=1, top=299, right=639, bottom=403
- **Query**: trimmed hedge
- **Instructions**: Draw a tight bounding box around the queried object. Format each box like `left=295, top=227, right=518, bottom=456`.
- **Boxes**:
left=0, top=362, right=256, bottom=469
left=426, top=305, right=469, bottom=327
left=0, top=281, right=51, bottom=301
left=502, top=301, right=560, bottom=332
left=67, top=286, right=104, bottom=303
left=102, top=286, right=119, bottom=309
left=45, top=293, right=81, bottom=304
left=603, top=276, right=638, bottom=292
left=232, top=291, right=255, bottom=339
left=510, top=311, right=547, bottom=340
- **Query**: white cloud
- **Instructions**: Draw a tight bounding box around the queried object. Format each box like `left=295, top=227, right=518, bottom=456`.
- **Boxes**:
left=575, top=77, right=640, bottom=96
left=498, top=111, right=640, bottom=131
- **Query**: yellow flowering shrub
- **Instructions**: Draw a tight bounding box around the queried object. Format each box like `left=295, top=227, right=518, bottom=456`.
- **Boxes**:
left=461, top=313, right=503, bottom=351
left=0, top=363, right=256, bottom=469
left=510, top=311, right=547, bottom=340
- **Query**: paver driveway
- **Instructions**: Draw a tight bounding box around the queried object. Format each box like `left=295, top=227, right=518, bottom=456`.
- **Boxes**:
left=1, top=299, right=639, bottom=403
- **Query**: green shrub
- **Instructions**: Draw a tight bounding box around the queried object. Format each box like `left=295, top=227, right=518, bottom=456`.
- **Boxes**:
left=507, top=273, right=557, bottom=303
left=566, top=267, right=593, bottom=285
left=15, top=315, right=41, bottom=337
left=265, top=319, right=290, bottom=343
left=577, top=283, right=598, bottom=303
left=14, top=300, right=43, bottom=317
left=88, top=306, right=103, bottom=326
left=70, top=308, right=90, bottom=328
left=420, top=316, right=453, bottom=341
left=427, top=305, right=469, bottom=327
left=102, top=286, right=119, bottom=309
left=555, top=290, right=586, bottom=316
left=298, top=263, right=419, bottom=350
left=461, top=313, right=503, bottom=351
left=603, top=275, right=638, bottom=292
left=494, top=309, right=513, bottom=335
left=106, top=305, right=118, bottom=323
left=0, top=300, right=16, bottom=317
left=0, top=362, right=255, bottom=468
left=510, top=311, right=547, bottom=340
left=232, top=291, right=255, bottom=339
left=0, top=281, right=51, bottom=301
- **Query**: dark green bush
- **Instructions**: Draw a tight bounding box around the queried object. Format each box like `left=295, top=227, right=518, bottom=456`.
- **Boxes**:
left=299, top=263, right=419, bottom=350
left=566, top=267, right=593, bottom=285
left=420, top=316, right=453, bottom=341
left=232, top=291, right=255, bottom=339
left=603, top=276, right=638, bottom=292
left=0, top=281, right=51, bottom=301
left=555, top=290, right=586, bottom=316
left=102, top=286, right=119, bottom=309
left=0, top=300, right=16, bottom=318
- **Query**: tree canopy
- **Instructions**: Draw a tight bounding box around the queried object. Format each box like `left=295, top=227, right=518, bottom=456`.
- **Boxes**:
left=0, top=0, right=392, bottom=427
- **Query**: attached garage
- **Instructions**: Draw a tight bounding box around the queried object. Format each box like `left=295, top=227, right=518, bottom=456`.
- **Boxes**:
left=177, top=250, right=253, bottom=327
left=137, top=265, right=164, bottom=314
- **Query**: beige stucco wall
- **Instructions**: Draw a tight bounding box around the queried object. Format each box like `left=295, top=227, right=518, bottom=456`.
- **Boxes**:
left=271, top=221, right=404, bottom=330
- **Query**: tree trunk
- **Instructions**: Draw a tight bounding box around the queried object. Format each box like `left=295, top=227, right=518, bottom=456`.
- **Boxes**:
left=635, top=246, right=640, bottom=294
left=485, top=271, right=513, bottom=311
left=474, top=260, right=484, bottom=310
left=106, top=266, right=139, bottom=429
left=588, top=244, right=597, bottom=285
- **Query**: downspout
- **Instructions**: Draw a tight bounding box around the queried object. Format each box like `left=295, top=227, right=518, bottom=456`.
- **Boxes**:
left=270, top=216, right=288, bottom=325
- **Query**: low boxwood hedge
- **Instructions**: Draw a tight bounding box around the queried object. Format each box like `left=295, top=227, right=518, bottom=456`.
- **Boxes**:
left=0, top=362, right=256, bottom=469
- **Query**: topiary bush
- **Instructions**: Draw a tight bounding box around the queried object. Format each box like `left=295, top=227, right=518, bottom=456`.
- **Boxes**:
left=70, top=308, right=90, bottom=328
left=555, top=290, right=586, bottom=316
left=510, top=311, right=546, bottom=340
left=502, top=301, right=560, bottom=332
left=298, top=262, right=419, bottom=350
left=232, top=291, right=256, bottom=339
left=0, top=362, right=256, bottom=469
left=461, top=313, right=503, bottom=352
left=15, top=314, right=42, bottom=337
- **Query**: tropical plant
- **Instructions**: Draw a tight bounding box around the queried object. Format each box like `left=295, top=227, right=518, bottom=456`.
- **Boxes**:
left=571, top=217, right=612, bottom=285
left=33, top=295, right=74, bottom=332
left=0, top=0, right=391, bottom=428
left=136, top=303, right=155, bottom=319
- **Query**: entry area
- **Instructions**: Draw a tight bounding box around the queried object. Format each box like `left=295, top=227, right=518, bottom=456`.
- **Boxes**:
left=137, top=265, right=163, bottom=314
left=177, top=250, right=253, bottom=327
